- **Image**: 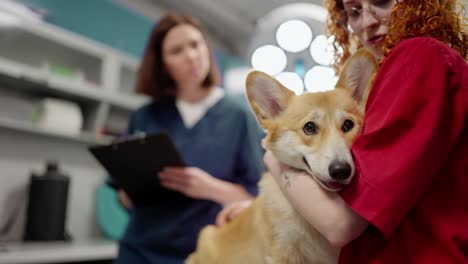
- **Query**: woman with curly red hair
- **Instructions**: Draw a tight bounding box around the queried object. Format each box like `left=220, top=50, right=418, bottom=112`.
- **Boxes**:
left=266, top=0, right=468, bottom=262
left=218, top=0, right=468, bottom=262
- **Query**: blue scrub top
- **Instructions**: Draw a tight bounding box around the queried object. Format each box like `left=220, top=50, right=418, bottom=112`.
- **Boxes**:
left=117, top=95, right=264, bottom=264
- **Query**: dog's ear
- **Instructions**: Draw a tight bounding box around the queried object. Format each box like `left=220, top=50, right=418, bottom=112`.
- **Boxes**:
left=336, top=49, right=379, bottom=107
left=246, top=71, right=294, bottom=128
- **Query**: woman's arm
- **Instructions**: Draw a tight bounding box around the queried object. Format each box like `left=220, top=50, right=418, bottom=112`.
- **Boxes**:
left=210, top=179, right=254, bottom=205
left=159, top=167, right=254, bottom=205
left=205, top=175, right=255, bottom=205
left=159, top=104, right=264, bottom=205
left=264, top=151, right=369, bottom=247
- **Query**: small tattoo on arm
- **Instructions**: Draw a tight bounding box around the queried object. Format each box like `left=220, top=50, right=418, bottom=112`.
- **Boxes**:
left=283, top=171, right=297, bottom=190
left=284, top=173, right=291, bottom=189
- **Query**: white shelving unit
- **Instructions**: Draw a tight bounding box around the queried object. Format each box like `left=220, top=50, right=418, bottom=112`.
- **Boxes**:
left=0, top=17, right=147, bottom=264
left=0, top=116, right=112, bottom=145
left=0, top=240, right=117, bottom=264
left=0, top=19, right=149, bottom=141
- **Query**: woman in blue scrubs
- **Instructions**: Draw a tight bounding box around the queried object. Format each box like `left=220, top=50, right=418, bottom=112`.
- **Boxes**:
left=114, top=13, right=264, bottom=264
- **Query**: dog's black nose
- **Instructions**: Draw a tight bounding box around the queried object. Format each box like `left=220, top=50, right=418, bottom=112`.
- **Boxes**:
left=329, top=162, right=352, bottom=181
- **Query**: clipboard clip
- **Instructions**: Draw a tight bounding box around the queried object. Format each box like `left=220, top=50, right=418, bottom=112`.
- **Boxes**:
left=135, top=131, right=147, bottom=145
left=111, top=131, right=147, bottom=149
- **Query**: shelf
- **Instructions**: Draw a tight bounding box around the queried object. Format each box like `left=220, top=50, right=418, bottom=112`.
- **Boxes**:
left=117, top=54, right=139, bottom=94
left=0, top=57, right=104, bottom=102
left=106, top=92, right=149, bottom=111
left=0, top=240, right=117, bottom=264
left=0, top=57, right=148, bottom=111
left=0, top=15, right=145, bottom=255
left=19, top=20, right=109, bottom=59
left=0, top=21, right=104, bottom=88
left=0, top=117, right=112, bottom=145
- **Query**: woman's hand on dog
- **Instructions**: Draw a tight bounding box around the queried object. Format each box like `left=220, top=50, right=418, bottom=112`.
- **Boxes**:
left=215, top=151, right=287, bottom=226
left=216, top=200, right=253, bottom=226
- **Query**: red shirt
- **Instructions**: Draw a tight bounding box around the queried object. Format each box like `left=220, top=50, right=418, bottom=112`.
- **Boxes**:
left=339, top=37, right=468, bottom=263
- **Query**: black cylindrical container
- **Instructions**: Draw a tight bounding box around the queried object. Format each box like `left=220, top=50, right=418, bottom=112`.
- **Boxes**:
left=24, top=161, right=70, bottom=241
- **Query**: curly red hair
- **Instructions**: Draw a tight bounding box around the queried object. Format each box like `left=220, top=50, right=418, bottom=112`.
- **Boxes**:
left=325, top=0, right=468, bottom=71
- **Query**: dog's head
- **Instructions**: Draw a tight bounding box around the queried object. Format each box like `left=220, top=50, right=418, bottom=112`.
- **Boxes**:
left=246, top=49, right=378, bottom=191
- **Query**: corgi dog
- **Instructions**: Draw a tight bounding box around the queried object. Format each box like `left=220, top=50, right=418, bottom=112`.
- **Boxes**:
left=186, top=49, right=379, bottom=264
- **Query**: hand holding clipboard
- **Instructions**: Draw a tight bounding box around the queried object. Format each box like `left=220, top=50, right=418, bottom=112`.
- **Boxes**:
left=89, top=132, right=186, bottom=206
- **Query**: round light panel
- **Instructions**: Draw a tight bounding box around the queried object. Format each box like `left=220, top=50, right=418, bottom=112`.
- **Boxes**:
left=276, top=20, right=312, bottom=53
left=251, top=45, right=287, bottom=75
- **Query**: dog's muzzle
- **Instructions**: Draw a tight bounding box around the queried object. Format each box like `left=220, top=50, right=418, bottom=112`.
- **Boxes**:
left=328, top=161, right=352, bottom=181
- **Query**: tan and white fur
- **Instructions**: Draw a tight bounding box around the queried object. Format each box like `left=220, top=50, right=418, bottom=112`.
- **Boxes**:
left=186, top=49, right=379, bottom=264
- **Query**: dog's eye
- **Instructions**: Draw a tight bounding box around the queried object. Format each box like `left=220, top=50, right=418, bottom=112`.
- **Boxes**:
left=342, top=119, right=354, bottom=132
left=303, top=122, right=318, bottom=135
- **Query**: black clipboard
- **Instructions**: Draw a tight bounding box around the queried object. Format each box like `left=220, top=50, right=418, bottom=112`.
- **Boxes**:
left=89, top=132, right=186, bottom=206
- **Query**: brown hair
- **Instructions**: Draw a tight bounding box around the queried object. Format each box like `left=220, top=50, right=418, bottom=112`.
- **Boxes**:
left=325, top=0, right=468, bottom=71
left=135, top=13, right=221, bottom=98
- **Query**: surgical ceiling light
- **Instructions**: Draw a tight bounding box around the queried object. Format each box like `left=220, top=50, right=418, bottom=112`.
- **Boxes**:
left=304, top=66, right=337, bottom=92
left=310, top=34, right=335, bottom=66
left=246, top=3, right=340, bottom=95
left=275, top=72, right=304, bottom=95
left=276, top=20, right=312, bottom=53
left=251, top=44, right=287, bottom=75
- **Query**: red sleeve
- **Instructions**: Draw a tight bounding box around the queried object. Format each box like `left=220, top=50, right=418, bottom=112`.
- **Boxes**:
left=340, top=37, right=467, bottom=238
